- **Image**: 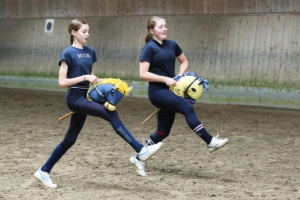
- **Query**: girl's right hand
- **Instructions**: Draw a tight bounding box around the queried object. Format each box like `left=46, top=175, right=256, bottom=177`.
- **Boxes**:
left=85, top=75, right=98, bottom=85
left=97, top=78, right=104, bottom=83
left=164, top=77, right=177, bottom=87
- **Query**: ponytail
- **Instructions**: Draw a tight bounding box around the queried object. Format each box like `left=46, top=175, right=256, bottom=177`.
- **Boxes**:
left=70, top=35, right=73, bottom=45
left=145, top=31, right=152, bottom=44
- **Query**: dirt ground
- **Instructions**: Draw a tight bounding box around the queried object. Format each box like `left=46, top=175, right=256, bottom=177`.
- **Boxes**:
left=0, top=87, right=299, bottom=200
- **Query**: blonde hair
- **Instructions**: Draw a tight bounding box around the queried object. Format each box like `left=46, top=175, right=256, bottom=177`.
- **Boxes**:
left=145, top=16, right=165, bottom=44
left=99, top=78, right=131, bottom=96
left=68, top=19, right=87, bottom=45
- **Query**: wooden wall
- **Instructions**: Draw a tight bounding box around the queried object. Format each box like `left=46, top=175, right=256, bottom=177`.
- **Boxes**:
left=0, top=0, right=299, bottom=88
left=1, top=0, right=300, bottom=19
left=0, top=15, right=299, bottom=87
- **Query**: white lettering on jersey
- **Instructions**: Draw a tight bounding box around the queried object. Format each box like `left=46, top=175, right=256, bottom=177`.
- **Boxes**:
left=77, top=54, right=91, bottom=58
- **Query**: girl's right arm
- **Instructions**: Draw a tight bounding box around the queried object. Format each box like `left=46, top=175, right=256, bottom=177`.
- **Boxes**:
left=59, top=60, right=98, bottom=88
left=139, top=61, right=177, bottom=87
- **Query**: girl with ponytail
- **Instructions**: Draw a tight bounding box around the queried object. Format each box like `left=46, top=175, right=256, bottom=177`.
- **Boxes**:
left=33, top=19, right=163, bottom=188
left=131, top=16, right=229, bottom=174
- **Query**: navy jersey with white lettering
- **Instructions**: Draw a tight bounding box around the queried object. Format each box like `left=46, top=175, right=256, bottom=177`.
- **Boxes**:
left=59, top=46, right=97, bottom=88
left=140, top=38, right=182, bottom=89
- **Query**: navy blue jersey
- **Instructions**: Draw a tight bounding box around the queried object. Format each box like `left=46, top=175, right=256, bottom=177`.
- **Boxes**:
left=59, top=46, right=97, bottom=88
left=140, top=38, right=182, bottom=89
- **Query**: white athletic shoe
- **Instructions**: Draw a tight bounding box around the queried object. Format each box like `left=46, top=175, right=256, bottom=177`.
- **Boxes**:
left=137, top=142, right=163, bottom=162
left=34, top=168, right=57, bottom=188
left=207, top=134, right=229, bottom=153
left=130, top=155, right=147, bottom=176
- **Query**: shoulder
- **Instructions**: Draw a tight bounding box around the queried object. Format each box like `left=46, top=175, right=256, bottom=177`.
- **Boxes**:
left=59, top=46, right=74, bottom=66
left=165, top=39, right=175, bottom=43
left=145, top=41, right=154, bottom=47
left=165, top=40, right=181, bottom=51
left=141, top=42, right=153, bottom=52
left=61, top=46, right=73, bottom=53
left=84, top=46, right=94, bottom=51
left=60, top=46, right=75, bottom=57
left=84, top=46, right=95, bottom=52
left=164, top=39, right=177, bottom=46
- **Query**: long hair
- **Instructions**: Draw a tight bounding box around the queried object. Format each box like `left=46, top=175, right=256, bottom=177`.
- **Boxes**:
left=145, top=16, right=165, bottom=44
left=68, top=19, right=87, bottom=45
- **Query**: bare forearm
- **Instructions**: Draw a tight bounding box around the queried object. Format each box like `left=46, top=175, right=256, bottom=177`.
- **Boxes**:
left=140, top=71, right=167, bottom=83
left=139, top=61, right=176, bottom=86
left=59, top=75, right=86, bottom=88
left=178, top=60, right=188, bottom=76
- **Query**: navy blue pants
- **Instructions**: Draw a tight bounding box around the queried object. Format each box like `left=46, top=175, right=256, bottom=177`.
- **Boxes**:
left=41, top=88, right=143, bottom=173
left=63, top=89, right=143, bottom=150
left=147, top=86, right=212, bottom=145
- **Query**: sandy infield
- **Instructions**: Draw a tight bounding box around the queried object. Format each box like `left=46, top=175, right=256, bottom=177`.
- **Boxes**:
left=0, top=87, right=299, bottom=199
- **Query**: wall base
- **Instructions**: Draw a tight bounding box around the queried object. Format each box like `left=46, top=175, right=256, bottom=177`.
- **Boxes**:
left=1, top=76, right=300, bottom=110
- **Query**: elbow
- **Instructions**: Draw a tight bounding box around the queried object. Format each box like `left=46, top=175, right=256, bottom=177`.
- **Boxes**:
left=184, top=60, right=189, bottom=67
left=59, top=81, right=66, bottom=88
left=139, top=72, right=144, bottom=80
left=139, top=73, right=147, bottom=81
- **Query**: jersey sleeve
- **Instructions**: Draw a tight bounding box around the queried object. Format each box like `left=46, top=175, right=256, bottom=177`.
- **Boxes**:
left=58, top=50, right=72, bottom=66
left=140, top=45, right=152, bottom=63
left=92, top=49, right=97, bottom=64
left=174, top=42, right=183, bottom=57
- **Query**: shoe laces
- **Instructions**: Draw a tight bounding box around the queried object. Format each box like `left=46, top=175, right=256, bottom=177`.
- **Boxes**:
left=44, top=172, right=54, bottom=184
left=215, top=134, right=219, bottom=139
left=48, top=173, right=54, bottom=182
left=135, top=156, right=145, bottom=167
left=142, top=137, right=148, bottom=147
left=42, top=171, right=51, bottom=179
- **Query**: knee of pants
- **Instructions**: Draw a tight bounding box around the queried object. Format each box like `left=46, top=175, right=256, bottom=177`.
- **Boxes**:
left=181, top=103, right=195, bottom=115
left=150, top=130, right=169, bottom=143
left=156, top=129, right=171, bottom=139
left=60, top=138, right=77, bottom=149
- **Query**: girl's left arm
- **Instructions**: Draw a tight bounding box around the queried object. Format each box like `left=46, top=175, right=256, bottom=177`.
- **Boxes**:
left=176, top=53, right=188, bottom=76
